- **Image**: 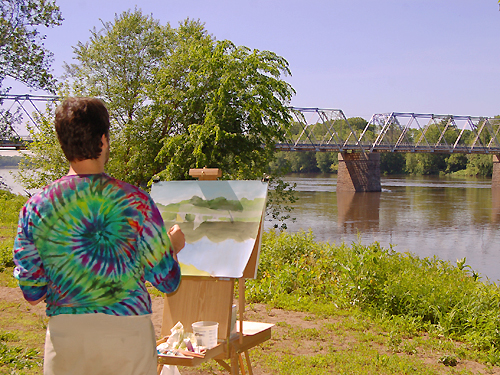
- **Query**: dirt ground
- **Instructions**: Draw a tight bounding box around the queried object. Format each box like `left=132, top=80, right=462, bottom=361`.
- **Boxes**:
left=1, top=286, right=500, bottom=375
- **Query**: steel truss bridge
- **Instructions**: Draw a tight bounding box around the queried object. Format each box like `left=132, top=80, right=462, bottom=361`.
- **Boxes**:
left=277, top=108, right=500, bottom=155
left=0, top=94, right=61, bottom=149
left=1, top=95, right=500, bottom=155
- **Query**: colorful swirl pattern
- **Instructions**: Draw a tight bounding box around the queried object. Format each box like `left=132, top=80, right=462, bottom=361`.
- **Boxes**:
left=13, top=173, right=180, bottom=317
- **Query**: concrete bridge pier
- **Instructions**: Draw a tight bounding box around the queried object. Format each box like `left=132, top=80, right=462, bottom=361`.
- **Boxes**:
left=492, top=155, right=500, bottom=190
left=337, top=152, right=381, bottom=192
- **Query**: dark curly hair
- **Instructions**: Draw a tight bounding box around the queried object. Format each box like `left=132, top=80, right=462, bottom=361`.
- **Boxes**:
left=55, top=97, right=110, bottom=162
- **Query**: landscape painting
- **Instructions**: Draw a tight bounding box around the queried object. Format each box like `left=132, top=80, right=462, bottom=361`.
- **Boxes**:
left=150, top=180, right=268, bottom=278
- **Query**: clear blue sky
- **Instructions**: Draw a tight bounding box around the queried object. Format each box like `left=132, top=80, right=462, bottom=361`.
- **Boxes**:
left=7, top=0, right=500, bottom=122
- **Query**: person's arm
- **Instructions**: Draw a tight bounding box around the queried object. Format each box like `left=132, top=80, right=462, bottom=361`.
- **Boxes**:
left=13, top=204, right=48, bottom=305
left=143, top=199, right=183, bottom=294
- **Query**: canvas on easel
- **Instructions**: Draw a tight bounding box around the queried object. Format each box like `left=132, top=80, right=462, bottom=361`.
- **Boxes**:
left=150, top=180, right=267, bottom=279
left=150, top=177, right=267, bottom=342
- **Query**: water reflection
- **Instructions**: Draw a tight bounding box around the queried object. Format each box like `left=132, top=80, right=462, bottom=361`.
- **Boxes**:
left=270, top=174, right=500, bottom=282
left=491, top=188, right=500, bottom=223
left=337, top=191, right=380, bottom=233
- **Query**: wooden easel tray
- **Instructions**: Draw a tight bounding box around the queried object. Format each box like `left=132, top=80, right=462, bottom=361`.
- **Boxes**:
left=157, top=321, right=273, bottom=367
left=157, top=343, right=225, bottom=367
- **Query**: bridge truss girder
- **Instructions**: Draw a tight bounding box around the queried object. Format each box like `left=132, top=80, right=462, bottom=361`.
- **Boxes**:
left=277, top=107, right=366, bottom=153
left=367, top=113, right=500, bottom=154
left=276, top=109, right=500, bottom=155
left=0, top=94, right=61, bottom=145
left=2, top=96, right=500, bottom=156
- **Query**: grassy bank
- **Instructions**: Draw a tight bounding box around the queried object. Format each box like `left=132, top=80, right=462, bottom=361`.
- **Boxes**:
left=243, top=230, right=500, bottom=371
left=1, top=191, right=500, bottom=373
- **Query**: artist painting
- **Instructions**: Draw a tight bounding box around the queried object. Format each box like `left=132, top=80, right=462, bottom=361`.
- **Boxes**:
left=12, top=97, right=184, bottom=375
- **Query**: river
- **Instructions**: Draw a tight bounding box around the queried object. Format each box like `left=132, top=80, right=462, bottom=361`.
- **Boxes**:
left=265, top=174, right=500, bottom=283
left=2, top=167, right=499, bottom=282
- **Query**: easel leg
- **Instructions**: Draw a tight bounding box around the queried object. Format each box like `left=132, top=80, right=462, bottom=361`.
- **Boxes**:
left=244, top=351, right=253, bottom=375
left=238, top=353, right=246, bottom=375
left=230, top=347, right=240, bottom=375
left=157, top=364, right=163, bottom=375
left=215, top=359, right=231, bottom=373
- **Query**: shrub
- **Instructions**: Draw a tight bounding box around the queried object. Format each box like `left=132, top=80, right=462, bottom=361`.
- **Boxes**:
left=0, top=190, right=27, bottom=269
left=0, top=190, right=27, bottom=225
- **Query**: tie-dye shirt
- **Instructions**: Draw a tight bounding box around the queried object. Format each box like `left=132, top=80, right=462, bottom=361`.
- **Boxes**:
left=13, top=173, right=181, bottom=317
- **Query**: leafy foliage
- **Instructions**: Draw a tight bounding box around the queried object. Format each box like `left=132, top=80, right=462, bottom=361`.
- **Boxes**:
left=16, top=102, right=67, bottom=189
left=0, top=189, right=27, bottom=270
left=64, top=9, right=169, bottom=128
left=59, top=12, right=295, bottom=185
left=265, top=176, right=297, bottom=230
left=62, top=9, right=173, bottom=184
left=380, top=153, right=405, bottom=175
left=0, top=189, right=26, bottom=225
left=463, top=154, right=493, bottom=177
left=0, top=0, right=63, bottom=140
left=270, top=150, right=493, bottom=177
left=151, top=34, right=294, bottom=181
left=271, top=151, right=339, bottom=174
left=0, top=0, right=63, bottom=92
left=21, top=10, right=297, bottom=227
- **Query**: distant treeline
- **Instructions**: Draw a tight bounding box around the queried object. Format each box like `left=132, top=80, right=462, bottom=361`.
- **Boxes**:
left=0, top=156, right=22, bottom=168
left=269, top=151, right=492, bottom=177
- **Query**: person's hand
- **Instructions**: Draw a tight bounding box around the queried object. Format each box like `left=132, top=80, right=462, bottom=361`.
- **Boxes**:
left=167, top=224, right=185, bottom=257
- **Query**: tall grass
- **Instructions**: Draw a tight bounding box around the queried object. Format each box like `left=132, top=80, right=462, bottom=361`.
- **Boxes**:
left=247, top=230, right=500, bottom=363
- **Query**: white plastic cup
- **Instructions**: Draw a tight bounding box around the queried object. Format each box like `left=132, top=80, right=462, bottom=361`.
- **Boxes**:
left=192, top=321, right=219, bottom=349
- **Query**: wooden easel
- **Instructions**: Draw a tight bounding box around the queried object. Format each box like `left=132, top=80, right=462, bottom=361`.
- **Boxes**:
left=156, top=168, right=272, bottom=375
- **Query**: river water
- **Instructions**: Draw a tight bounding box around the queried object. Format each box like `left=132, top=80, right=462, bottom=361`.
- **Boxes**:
left=2, top=167, right=499, bottom=282
left=0, top=168, right=25, bottom=195
left=265, top=174, right=500, bottom=283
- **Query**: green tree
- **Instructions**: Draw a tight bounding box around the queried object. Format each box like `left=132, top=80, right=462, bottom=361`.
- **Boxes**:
left=268, top=151, right=291, bottom=175
left=151, top=26, right=294, bottom=180
left=316, top=152, right=337, bottom=173
left=0, top=0, right=62, bottom=150
left=16, top=103, right=67, bottom=189
left=18, top=10, right=175, bottom=186
left=464, top=154, right=492, bottom=177
left=445, top=153, right=468, bottom=173
left=63, top=9, right=170, bottom=128
left=21, top=10, right=294, bottom=229
left=380, top=152, right=406, bottom=175
left=405, top=153, right=447, bottom=175
left=18, top=11, right=297, bottom=228
left=62, top=9, right=173, bottom=184
left=59, top=13, right=294, bottom=184
left=405, top=119, right=456, bottom=175
left=0, top=0, right=63, bottom=92
left=283, top=151, right=318, bottom=173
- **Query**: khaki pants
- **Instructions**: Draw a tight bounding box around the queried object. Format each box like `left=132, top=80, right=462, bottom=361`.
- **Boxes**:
left=44, top=313, right=157, bottom=375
